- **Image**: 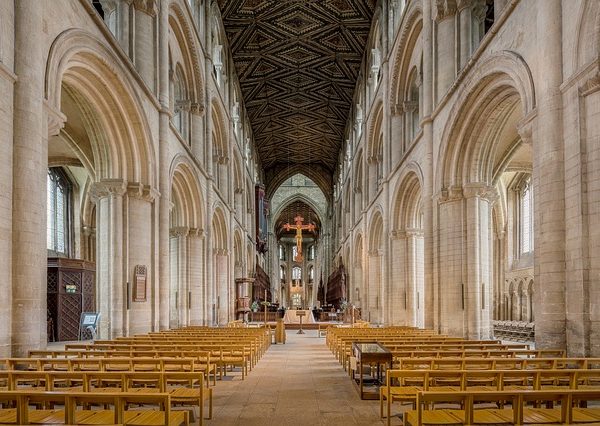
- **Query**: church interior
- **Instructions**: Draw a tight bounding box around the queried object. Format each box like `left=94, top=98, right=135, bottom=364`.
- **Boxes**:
left=1, top=0, right=600, bottom=424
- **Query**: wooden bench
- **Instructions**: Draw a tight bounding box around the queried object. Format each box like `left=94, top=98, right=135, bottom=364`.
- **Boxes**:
left=381, top=369, right=600, bottom=424
left=3, top=370, right=210, bottom=424
left=0, top=390, right=188, bottom=425
left=403, top=389, right=600, bottom=425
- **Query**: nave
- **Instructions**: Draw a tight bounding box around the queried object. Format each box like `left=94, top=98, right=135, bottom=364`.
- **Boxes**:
left=208, top=330, right=381, bottom=425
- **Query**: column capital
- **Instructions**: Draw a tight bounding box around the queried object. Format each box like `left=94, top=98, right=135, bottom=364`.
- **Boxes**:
left=517, top=115, right=535, bottom=146
left=132, top=0, right=157, bottom=16
left=45, top=101, right=66, bottom=137
left=189, top=228, right=205, bottom=239
left=127, top=182, right=160, bottom=202
left=368, top=249, right=383, bottom=257
left=190, top=101, right=205, bottom=116
left=170, top=226, right=190, bottom=237
left=433, top=0, right=458, bottom=22
left=89, top=179, right=127, bottom=202
left=82, top=225, right=96, bottom=238
left=390, top=229, right=405, bottom=240
left=456, top=0, right=474, bottom=11
left=463, top=182, right=497, bottom=202
left=213, top=248, right=229, bottom=256
left=579, top=71, right=600, bottom=96
left=436, top=185, right=464, bottom=203
left=405, top=228, right=424, bottom=238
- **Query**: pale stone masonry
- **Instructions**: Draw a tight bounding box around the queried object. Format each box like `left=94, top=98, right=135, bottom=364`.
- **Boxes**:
left=0, top=0, right=598, bottom=357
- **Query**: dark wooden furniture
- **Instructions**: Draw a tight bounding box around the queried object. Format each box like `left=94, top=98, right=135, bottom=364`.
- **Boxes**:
left=326, top=265, right=347, bottom=308
left=253, top=265, right=272, bottom=302
left=47, top=258, right=95, bottom=342
left=351, top=342, right=392, bottom=400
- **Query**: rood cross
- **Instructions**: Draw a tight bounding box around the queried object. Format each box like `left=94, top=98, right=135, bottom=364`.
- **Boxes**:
left=282, top=215, right=315, bottom=262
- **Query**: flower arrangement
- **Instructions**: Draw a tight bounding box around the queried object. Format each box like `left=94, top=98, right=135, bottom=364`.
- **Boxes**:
left=260, top=300, right=271, bottom=307
left=250, top=301, right=259, bottom=311
left=340, top=299, right=348, bottom=311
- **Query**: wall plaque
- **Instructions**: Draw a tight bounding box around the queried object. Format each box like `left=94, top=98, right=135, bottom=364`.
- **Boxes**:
left=133, top=265, right=147, bottom=302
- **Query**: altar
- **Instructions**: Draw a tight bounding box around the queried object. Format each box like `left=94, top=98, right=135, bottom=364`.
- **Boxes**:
left=283, top=309, right=316, bottom=324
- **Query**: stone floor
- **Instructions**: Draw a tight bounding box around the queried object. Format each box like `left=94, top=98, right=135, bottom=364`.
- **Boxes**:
left=206, top=329, right=394, bottom=425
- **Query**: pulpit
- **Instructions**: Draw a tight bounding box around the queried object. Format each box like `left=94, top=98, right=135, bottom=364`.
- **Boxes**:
left=235, top=278, right=254, bottom=321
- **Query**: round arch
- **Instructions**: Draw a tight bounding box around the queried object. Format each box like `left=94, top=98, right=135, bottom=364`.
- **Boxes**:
left=45, top=28, right=155, bottom=187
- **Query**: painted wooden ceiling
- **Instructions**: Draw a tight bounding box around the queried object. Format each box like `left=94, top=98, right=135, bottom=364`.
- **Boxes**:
left=218, top=0, right=375, bottom=195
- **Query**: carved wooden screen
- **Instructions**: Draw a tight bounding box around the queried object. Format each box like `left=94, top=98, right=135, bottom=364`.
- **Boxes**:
left=47, top=258, right=96, bottom=342
left=326, top=264, right=347, bottom=308
left=253, top=265, right=272, bottom=302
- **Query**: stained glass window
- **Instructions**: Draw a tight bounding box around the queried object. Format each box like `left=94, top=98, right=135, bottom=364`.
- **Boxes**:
left=520, top=179, right=533, bottom=254
left=47, top=168, right=71, bottom=256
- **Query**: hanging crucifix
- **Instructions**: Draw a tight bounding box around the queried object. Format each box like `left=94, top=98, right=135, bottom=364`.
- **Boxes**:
left=282, top=215, right=315, bottom=262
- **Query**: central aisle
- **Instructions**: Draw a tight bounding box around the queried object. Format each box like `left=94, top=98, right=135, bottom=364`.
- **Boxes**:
left=207, top=329, right=383, bottom=425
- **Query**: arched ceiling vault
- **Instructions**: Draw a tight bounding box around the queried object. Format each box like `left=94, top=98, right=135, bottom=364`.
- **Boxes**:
left=274, top=200, right=321, bottom=240
left=218, top=0, right=376, bottom=197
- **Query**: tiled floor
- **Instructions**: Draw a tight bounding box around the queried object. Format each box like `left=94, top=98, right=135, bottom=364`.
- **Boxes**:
left=206, top=329, right=392, bottom=425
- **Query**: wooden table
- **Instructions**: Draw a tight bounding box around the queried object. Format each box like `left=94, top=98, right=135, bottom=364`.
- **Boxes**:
left=351, top=342, right=392, bottom=400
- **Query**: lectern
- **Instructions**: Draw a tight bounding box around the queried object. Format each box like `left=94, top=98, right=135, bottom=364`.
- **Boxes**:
left=296, top=310, right=306, bottom=334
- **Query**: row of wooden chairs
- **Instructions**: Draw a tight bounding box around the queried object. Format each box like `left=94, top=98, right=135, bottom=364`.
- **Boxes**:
left=404, top=389, right=600, bottom=425
left=0, top=390, right=187, bottom=425
left=381, top=367, right=600, bottom=423
left=0, top=370, right=210, bottom=422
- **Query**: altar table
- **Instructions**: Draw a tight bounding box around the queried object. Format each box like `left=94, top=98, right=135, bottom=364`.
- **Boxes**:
left=283, top=309, right=316, bottom=324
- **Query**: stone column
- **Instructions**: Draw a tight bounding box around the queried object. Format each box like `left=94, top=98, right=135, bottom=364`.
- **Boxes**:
left=12, top=0, right=47, bottom=356
left=532, top=0, right=566, bottom=351
left=389, top=230, right=407, bottom=325
left=367, top=250, right=382, bottom=324
left=91, top=180, right=127, bottom=339
left=126, top=184, right=157, bottom=335
left=215, top=249, right=229, bottom=325
left=189, top=228, right=205, bottom=325
left=132, top=0, right=157, bottom=91
left=157, top=0, right=170, bottom=330
left=457, top=0, right=473, bottom=70
left=463, top=184, right=494, bottom=339
left=406, top=229, right=425, bottom=327
left=422, top=0, right=436, bottom=330
left=169, top=226, right=188, bottom=328
left=191, top=103, right=205, bottom=162
left=433, top=1, right=457, bottom=103
left=117, top=0, right=132, bottom=56
left=436, top=188, right=465, bottom=336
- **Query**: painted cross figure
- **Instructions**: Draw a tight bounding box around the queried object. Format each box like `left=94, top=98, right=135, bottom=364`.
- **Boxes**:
left=283, top=215, right=315, bottom=262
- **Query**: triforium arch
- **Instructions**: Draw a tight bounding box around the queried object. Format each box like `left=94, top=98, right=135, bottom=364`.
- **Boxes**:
left=353, top=149, right=365, bottom=222
left=390, top=166, right=425, bottom=327
left=169, top=156, right=205, bottom=328
left=367, top=209, right=385, bottom=324
left=435, top=50, right=536, bottom=340
left=45, top=28, right=158, bottom=341
left=211, top=99, right=229, bottom=199
left=366, top=101, right=384, bottom=202
left=389, top=0, right=423, bottom=161
left=211, top=206, right=230, bottom=325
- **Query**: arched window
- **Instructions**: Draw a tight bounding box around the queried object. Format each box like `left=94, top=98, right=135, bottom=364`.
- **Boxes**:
left=47, top=168, right=72, bottom=256
left=308, top=245, right=315, bottom=261
left=292, top=266, right=302, bottom=281
left=309, top=266, right=314, bottom=282
left=92, top=1, right=117, bottom=36
left=520, top=178, right=534, bottom=254
left=278, top=244, right=285, bottom=260
left=172, top=66, right=189, bottom=143
left=292, top=246, right=298, bottom=261
left=279, top=265, right=285, bottom=281
left=406, top=69, right=421, bottom=142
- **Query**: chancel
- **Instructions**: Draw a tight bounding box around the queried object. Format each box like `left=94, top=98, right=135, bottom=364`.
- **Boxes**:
left=1, top=0, right=600, bottom=424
